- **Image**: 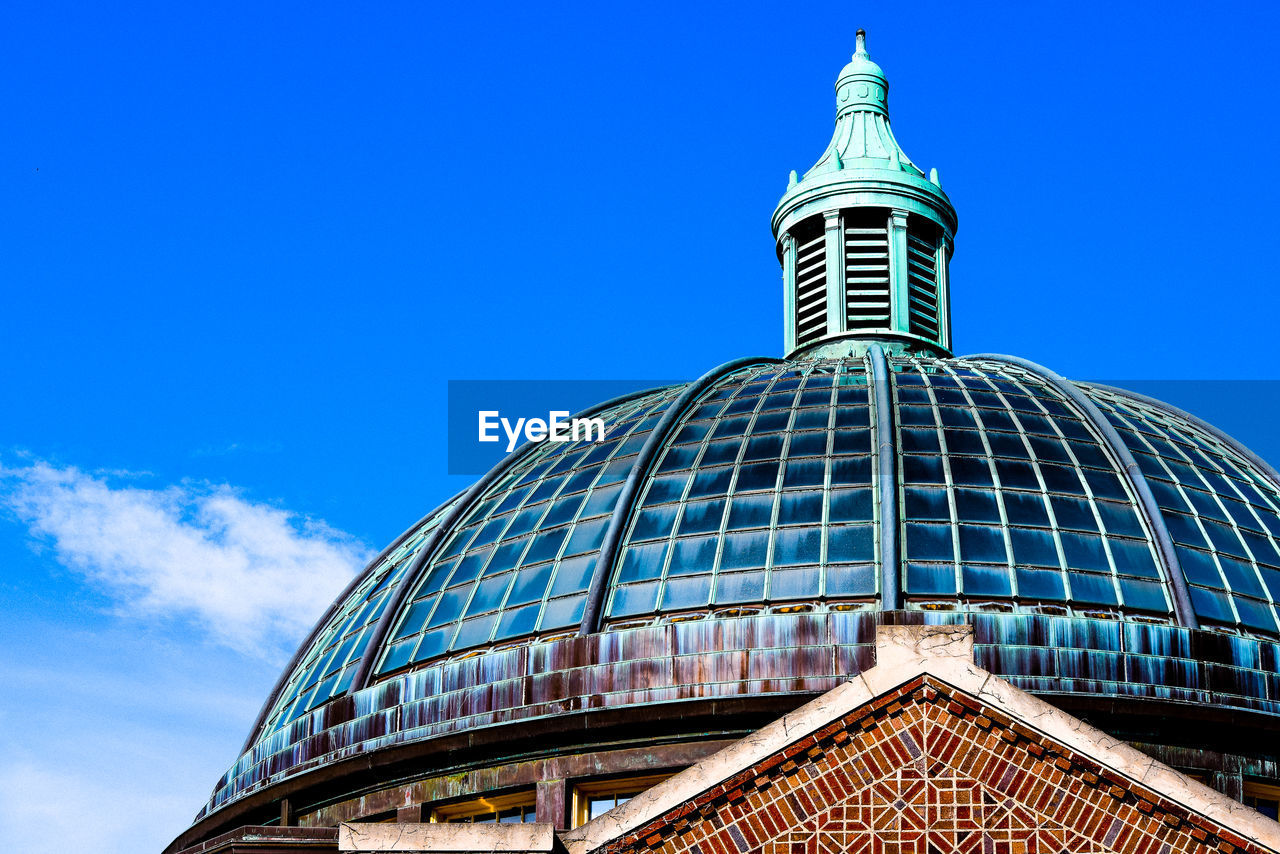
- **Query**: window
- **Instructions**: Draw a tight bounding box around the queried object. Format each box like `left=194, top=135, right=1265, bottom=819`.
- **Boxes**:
left=430, top=790, right=537, bottom=824
left=572, top=773, right=674, bottom=827
left=1245, top=781, right=1280, bottom=822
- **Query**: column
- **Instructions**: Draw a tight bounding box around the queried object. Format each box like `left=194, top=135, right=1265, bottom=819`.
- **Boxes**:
left=782, top=232, right=797, bottom=354
left=397, top=804, right=427, bottom=823
left=935, top=233, right=952, bottom=350
left=887, top=210, right=910, bottom=334
left=536, top=779, right=567, bottom=829
left=823, top=210, right=845, bottom=336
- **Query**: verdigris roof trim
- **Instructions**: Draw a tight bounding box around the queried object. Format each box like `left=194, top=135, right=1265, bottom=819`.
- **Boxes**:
left=967, top=354, right=1199, bottom=629
left=240, top=493, right=464, bottom=752
left=579, top=356, right=784, bottom=635
left=1087, top=384, right=1280, bottom=495
left=349, top=386, right=666, bottom=694
left=868, top=344, right=900, bottom=610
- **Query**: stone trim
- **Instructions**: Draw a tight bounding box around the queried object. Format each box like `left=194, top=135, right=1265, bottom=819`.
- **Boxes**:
left=338, top=822, right=555, bottom=853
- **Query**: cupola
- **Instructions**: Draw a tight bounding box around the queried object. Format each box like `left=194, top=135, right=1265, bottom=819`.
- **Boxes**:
left=771, top=30, right=958, bottom=358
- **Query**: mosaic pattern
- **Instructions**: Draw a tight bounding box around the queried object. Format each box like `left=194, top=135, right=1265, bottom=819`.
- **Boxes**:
left=601, top=676, right=1273, bottom=854
left=608, top=360, right=877, bottom=621
left=1085, top=386, right=1280, bottom=634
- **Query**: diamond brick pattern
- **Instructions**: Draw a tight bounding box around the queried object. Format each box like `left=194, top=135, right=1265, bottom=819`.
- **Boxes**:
left=597, top=677, right=1275, bottom=854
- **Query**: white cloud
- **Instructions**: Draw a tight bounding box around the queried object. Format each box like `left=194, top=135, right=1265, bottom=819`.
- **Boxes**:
left=0, top=461, right=372, bottom=656
left=0, top=757, right=195, bottom=852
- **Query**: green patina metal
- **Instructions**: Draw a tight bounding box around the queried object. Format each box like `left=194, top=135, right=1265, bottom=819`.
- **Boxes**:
left=772, top=31, right=958, bottom=359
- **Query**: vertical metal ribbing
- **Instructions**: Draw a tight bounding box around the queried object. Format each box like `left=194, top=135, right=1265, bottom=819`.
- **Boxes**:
left=868, top=344, right=901, bottom=610
left=347, top=388, right=661, bottom=694
left=579, top=356, right=783, bottom=636
left=782, top=233, right=797, bottom=355
left=823, top=211, right=845, bottom=337
left=967, top=354, right=1199, bottom=629
left=239, top=497, right=463, bottom=752
left=887, top=210, right=910, bottom=334
left=935, top=235, right=952, bottom=351
left=1090, top=384, right=1280, bottom=495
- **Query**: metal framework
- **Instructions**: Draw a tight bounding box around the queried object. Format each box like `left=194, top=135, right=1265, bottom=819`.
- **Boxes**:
left=579, top=356, right=782, bottom=635
left=967, top=355, right=1199, bottom=628
left=347, top=388, right=662, bottom=694
left=1091, top=384, right=1280, bottom=494
left=239, top=495, right=463, bottom=753
left=867, top=344, right=901, bottom=610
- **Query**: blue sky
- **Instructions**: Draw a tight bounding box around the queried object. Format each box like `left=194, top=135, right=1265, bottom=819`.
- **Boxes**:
left=1, top=2, right=1278, bottom=852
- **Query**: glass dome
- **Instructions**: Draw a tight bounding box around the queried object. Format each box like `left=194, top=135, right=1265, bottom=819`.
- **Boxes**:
left=241, top=353, right=1280, bottom=754
left=171, top=39, right=1280, bottom=852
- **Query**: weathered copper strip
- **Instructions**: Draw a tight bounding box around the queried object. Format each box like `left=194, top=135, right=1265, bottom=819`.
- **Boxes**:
left=868, top=344, right=901, bottom=610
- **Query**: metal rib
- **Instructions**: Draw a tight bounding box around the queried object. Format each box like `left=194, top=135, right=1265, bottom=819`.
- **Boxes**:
left=579, top=356, right=782, bottom=636
left=966, top=354, right=1199, bottom=629
left=349, top=387, right=664, bottom=694
left=868, top=344, right=901, bottom=611
left=239, top=494, right=462, bottom=752
left=1088, top=383, right=1280, bottom=495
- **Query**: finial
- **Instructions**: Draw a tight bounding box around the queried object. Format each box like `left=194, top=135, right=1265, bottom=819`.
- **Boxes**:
left=855, top=28, right=868, bottom=57
left=788, top=169, right=798, bottom=188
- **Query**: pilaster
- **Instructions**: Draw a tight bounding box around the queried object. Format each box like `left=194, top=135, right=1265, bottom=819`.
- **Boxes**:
left=782, top=233, right=797, bottom=354
left=823, top=211, right=845, bottom=335
left=936, top=233, right=952, bottom=350
left=887, top=209, right=910, bottom=333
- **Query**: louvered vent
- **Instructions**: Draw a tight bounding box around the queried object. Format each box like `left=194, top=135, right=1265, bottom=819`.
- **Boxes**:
left=906, top=223, right=940, bottom=340
left=843, top=210, right=890, bottom=331
left=793, top=222, right=828, bottom=347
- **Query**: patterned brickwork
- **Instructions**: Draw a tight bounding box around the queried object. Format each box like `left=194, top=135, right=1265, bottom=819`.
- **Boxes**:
left=597, top=676, right=1276, bottom=854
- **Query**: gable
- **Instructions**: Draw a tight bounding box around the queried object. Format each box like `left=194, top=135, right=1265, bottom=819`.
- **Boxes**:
left=591, top=674, right=1272, bottom=854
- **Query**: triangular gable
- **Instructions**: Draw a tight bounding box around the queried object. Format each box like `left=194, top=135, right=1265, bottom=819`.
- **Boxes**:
left=564, top=626, right=1280, bottom=854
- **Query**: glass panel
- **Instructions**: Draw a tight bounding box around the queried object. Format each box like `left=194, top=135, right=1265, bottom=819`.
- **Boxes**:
left=907, top=563, right=956, bottom=595
left=1009, top=527, right=1059, bottom=568
left=962, top=565, right=1013, bottom=598
left=905, top=523, right=954, bottom=562
left=718, top=530, right=769, bottom=571
left=773, top=527, right=822, bottom=566
left=661, top=574, right=713, bottom=609
left=727, top=492, right=775, bottom=528
left=618, top=541, right=669, bottom=583
left=958, top=525, right=1008, bottom=564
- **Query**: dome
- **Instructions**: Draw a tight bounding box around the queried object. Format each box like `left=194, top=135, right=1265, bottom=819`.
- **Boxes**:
left=188, top=351, right=1280, bottom=824
left=168, top=32, right=1280, bottom=854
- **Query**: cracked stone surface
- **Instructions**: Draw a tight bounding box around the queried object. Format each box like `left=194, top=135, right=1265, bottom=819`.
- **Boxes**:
left=338, top=822, right=555, bottom=852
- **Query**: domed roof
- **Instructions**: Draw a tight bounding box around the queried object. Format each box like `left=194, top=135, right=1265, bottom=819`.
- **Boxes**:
left=195, top=351, right=1280, bottom=820
left=176, top=35, right=1280, bottom=846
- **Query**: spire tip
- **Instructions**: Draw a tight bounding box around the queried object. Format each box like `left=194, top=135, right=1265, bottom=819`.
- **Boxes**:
left=855, top=29, right=867, bottom=57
